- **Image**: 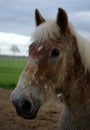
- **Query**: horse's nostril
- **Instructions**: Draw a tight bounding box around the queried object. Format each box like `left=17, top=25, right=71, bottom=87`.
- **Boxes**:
left=22, top=100, right=32, bottom=114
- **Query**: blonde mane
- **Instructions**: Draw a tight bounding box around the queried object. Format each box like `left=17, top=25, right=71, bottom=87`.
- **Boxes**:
left=31, top=20, right=90, bottom=73
left=31, top=19, right=61, bottom=42
left=69, top=23, right=90, bottom=73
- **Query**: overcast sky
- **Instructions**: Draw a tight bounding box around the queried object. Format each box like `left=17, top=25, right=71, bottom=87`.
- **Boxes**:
left=0, top=0, right=90, bottom=56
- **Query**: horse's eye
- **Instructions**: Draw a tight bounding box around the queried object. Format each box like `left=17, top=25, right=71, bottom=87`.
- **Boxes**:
left=51, top=48, right=60, bottom=58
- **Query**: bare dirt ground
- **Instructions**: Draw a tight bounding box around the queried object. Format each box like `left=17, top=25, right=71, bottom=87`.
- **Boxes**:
left=0, top=88, right=63, bottom=130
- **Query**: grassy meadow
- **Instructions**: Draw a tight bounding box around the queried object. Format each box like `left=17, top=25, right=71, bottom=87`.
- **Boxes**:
left=0, top=56, right=28, bottom=89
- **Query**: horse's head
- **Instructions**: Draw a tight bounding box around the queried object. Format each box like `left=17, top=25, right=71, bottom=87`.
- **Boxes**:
left=10, top=8, right=78, bottom=119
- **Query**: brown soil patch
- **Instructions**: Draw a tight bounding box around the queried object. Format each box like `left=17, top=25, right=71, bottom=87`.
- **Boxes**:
left=0, top=88, right=63, bottom=130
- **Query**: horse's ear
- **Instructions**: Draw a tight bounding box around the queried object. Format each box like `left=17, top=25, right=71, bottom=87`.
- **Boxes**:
left=35, top=9, right=45, bottom=26
left=56, top=8, right=68, bottom=33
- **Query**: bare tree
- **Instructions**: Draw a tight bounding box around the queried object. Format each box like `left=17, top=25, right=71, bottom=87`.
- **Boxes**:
left=10, top=45, right=20, bottom=57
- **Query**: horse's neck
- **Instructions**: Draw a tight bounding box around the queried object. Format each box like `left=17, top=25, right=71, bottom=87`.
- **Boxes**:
left=62, top=72, right=90, bottom=130
left=59, top=62, right=90, bottom=129
left=59, top=103, right=90, bottom=130
left=69, top=69, right=90, bottom=106
left=59, top=104, right=74, bottom=130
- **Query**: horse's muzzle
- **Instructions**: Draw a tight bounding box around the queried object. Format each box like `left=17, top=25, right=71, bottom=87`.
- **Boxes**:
left=11, top=96, right=41, bottom=120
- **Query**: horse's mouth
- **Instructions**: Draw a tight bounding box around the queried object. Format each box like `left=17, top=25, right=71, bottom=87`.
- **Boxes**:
left=21, top=112, right=37, bottom=120
left=21, top=108, right=40, bottom=120
left=16, top=103, right=41, bottom=120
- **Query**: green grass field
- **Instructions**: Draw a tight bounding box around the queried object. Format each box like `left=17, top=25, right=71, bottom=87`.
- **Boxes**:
left=0, top=56, right=28, bottom=89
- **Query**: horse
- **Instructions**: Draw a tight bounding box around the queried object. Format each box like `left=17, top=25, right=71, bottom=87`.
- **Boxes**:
left=10, top=8, right=90, bottom=130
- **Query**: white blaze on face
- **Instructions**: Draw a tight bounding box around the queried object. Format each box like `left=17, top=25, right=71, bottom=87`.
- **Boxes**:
left=37, top=45, right=43, bottom=52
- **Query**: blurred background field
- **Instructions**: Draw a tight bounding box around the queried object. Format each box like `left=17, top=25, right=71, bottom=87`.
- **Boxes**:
left=0, top=56, right=27, bottom=89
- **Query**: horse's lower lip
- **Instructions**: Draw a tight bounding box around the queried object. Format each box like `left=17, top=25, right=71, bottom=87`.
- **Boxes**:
left=21, top=113, right=37, bottom=120
left=16, top=111, right=37, bottom=120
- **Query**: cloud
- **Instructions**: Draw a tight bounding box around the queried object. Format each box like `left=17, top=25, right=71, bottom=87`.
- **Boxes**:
left=72, top=11, right=90, bottom=24
left=69, top=11, right=90, bottom=39
left=0, top=32, right=30, bottom=45
left=59, top=0, right=90, bottom=12
left=79, top=31, right=90, bottom=40
left=0, top=32, right=30, bottom=56
left=0, top=0, right=90, bottom=55
left=0, top=0, right=89, bottom=36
